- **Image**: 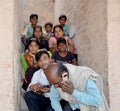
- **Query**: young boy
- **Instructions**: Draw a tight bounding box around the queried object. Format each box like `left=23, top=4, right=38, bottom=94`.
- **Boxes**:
left=59, top=14, right=69, bottom=36
left=44, top=22, right=54, bottom=40
left=25, top=49, right=54, bottom=111
left=21, top=14, right=38, bottom=46
left=52, top=38, right=77, bottom=65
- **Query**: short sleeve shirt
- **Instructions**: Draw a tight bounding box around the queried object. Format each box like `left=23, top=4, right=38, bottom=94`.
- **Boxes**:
left=52, top=51, right=75, bottom=64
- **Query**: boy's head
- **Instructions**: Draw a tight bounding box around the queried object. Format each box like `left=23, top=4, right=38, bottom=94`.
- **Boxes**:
left=35, top=49, right=51, bottom=69
left=30, top=14, right=38, bottom=26
left=45, top=22, right=53, bottom=33
left=59, top=15, right=67, bottom=26
left=57, top=38, right=67, bottom=52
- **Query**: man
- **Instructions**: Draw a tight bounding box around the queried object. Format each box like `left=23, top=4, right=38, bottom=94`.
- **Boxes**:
left=44, top=63, right=109, bottom=111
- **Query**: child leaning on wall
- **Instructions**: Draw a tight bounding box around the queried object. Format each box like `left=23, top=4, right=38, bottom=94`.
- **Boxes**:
left=22, top=38, right=40, bottom=91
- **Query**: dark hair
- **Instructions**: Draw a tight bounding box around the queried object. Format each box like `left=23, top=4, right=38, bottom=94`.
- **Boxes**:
left=57, top=63, right=68, bottom=77
left=53, top=25, right=64, bottom=32
left=45, top=22, right=53, bottom=28
left=59, top=14, right=67, bottom=21
left=35, top=49, right=50, bottom=62
left=30, top=14, right=38, bottom=20
left=57, top=38, right=67, bottom=46
left=33, top=25, right=42, bottom=32
left=25, top=38, right=40, bottom=50
left=33, top=25, right=43, bottom=37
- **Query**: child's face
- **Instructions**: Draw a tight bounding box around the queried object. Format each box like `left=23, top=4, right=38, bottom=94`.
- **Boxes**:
left=57, top=43, right=67, bottom=52
left=59, top=18, right=66, bottom=26
left=45, top=25, right=52, bottom=33
left=28, top=41, right=39, bottom=54
left=54, top=27, right=64, bottom=38
left=38, top=53, right=51, bottom=69
left=34, top=27, right=42, bottom=39
left=30, top=17, right=38, bottom=26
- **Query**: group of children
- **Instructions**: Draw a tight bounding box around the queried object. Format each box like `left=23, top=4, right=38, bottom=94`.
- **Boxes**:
left=21, top=13, right=78, bottom=89
left=21, top=13, right=78, bottom=111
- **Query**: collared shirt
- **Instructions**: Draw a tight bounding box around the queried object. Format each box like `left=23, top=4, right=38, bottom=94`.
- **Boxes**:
left=63, top=24, right=69, bottom=36
left=23, top=25, right=33, bottom=38
left=50, top=79, right=102, bottom=111
left=27, top=69, right=50, bottom=97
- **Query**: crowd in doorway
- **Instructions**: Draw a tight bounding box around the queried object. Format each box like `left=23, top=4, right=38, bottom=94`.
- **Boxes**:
left=21, top=14, right=109, bottom=111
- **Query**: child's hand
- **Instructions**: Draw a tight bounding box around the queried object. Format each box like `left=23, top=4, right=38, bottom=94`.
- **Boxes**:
left=29, top=52, right=35, bottom=58
left=41, top=87, right=50, bottom=93
left=67, top=38, right=74, bottom=46
left=30, top=83, right=43, bottom=93
left=67, top=38, right=75, bottom=53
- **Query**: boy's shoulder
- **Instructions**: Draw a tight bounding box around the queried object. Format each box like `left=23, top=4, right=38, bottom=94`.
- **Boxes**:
left=25, top=24, right=32, bottom=29
left=34, top=68, right=43, bottom=75
left=64, top=24, right=69, bottom=28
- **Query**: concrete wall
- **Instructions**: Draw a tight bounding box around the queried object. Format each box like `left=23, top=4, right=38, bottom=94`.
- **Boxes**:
left=0, top=0, right=22, bottom=111
left=14, top=0, right=23, bottom=111
left=55, top=0, right=108, bottom=99
left=107, top=0, right=120, bottom=110
left=22, top=0, right=55, bottom=28
left=0, top=0, right=120, bottom=111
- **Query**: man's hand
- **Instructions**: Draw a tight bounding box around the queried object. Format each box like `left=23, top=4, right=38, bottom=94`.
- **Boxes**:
left=61, top=80, right=74, bottom=95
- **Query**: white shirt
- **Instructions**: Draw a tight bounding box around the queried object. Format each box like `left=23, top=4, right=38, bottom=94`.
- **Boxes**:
left=27, top=69, right=50, bottom=97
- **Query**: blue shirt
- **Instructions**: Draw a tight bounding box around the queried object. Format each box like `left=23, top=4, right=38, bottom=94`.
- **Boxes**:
left=23, top=25, right=33, bottom=38
left=63, top=24, right=69, bottom=36
left=50, top=79, right=102, bottom=111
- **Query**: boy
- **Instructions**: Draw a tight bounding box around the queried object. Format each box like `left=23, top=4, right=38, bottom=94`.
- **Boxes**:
left=59, top=14, right=69, bottom=36
left=44, top=22, right=54, bottom=41
left=52, top=38, right=77, bottom=65
left=25, top=49, right=54, bottom=111
left=21, top=14, right=38, bottom=46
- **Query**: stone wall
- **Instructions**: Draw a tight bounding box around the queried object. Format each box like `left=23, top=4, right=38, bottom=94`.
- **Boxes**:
left=22, top=0, right=55, bottom=29
left=14, top=0, right=23, bottom=110
left=0, top=0, right=22, bottom=111
left=55, top=0, right=108, bottom=99
left=107, top=0, right=120, bottom=110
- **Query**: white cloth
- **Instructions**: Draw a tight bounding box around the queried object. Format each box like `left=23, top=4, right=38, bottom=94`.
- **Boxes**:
left=27, top=69, right=50, bottom=97
left=58, top=64, right=109, bottom=111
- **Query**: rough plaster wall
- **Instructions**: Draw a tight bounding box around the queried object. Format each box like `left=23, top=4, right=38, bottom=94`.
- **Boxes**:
left=22, top=0, right=55, bottom=28
left=55, top=0, right=108, bottom=99
left=14, top=0, right=22, bottom=110
left=0, top=0, right=15, bottom=111
left=107, top=0, right=120, bottom=110
left=0, top=0, right=22, bottom=111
